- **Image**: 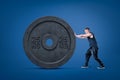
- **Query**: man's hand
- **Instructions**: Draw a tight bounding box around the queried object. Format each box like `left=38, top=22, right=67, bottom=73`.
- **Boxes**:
left=74, top=32, right=77, bottom=36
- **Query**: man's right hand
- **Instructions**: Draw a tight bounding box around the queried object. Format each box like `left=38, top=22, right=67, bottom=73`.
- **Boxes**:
left=74, top=32, right=77, bottom=36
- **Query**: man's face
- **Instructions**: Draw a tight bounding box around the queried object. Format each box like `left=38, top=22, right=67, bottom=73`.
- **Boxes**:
left=84, top=29, right=89, bottom=34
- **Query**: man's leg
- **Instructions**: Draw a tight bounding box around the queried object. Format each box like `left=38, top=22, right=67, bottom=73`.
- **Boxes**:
left=84, top=48, right=92, bottom=67
left=92, top=47, right=105, bottom=69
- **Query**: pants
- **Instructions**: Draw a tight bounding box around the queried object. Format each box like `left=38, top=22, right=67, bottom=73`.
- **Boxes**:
left=85, top=47, right=104, bottom=67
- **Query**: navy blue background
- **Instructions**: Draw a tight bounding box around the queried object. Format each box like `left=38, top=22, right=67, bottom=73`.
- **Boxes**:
left=1, top=0, right=120, bottom=80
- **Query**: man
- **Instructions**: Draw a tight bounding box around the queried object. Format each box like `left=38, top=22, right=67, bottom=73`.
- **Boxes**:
left=75, top=27, right=105, bottom=69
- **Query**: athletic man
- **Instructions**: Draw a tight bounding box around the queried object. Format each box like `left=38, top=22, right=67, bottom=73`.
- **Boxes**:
left=75, top=27, right=105, bottom=69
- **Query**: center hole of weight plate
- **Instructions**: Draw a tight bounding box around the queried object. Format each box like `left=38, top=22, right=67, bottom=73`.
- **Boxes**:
left=46, top=38, right=53, bottom=47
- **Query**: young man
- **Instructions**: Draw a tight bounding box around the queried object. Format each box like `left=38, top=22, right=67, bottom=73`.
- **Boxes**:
left=75, top=27, right=105, bottom=69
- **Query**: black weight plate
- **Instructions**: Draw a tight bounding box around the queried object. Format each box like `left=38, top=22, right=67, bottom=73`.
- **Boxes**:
left=23, top=16, right=76, bottom=68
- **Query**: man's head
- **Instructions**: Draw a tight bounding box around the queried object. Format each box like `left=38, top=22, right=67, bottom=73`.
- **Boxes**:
left=84, top=27, right=90, bottom=33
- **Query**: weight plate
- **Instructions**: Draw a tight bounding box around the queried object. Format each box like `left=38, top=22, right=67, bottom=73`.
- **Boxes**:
left=23, top=16, right=76, bottom=68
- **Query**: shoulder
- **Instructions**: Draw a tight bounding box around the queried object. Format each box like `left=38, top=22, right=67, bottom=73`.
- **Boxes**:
left=89, top=32, right=94, bottom=38
left=90, top=32, right=94, bottom=35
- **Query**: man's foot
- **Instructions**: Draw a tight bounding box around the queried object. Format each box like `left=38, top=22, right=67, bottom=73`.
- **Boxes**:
left=81, top=66, right=88, bottom=69
left=97, top=66, right=105, bottom=69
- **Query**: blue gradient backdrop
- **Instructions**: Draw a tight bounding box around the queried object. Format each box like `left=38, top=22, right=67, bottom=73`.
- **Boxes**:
left=1, top=0, right=120, bottom=80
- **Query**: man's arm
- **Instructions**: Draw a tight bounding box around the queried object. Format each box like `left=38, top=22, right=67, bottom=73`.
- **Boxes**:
left=74, top=33, right=86, bottom=39
left=74, top=33, right=93, bottom=39
left=80, top=33, right=93, bottom=38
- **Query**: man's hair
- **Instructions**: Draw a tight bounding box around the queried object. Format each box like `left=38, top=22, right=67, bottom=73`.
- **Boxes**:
left=85, top=27, right=90, bottom=30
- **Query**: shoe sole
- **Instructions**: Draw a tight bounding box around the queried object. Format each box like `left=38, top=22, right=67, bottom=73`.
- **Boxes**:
left=97, top=67, right=105, bottom=69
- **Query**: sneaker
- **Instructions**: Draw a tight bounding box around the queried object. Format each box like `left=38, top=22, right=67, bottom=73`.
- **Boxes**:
left=97, top=66, right=105, bottom=69
left=81, top=66, right=88, bottom=69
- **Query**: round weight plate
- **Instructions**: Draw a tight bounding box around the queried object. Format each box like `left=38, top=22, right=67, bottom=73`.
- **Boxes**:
left=23, top=16, right=76, bottom=68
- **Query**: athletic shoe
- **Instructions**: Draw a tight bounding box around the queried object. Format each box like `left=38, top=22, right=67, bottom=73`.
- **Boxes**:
left=81, top=66, right=88, bottom=69
left=97, top=66, right=105, bottom=69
